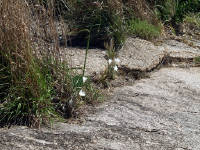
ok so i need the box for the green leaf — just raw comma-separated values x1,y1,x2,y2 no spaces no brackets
17,103,22,113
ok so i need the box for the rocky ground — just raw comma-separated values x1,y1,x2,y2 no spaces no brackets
60,37,200,75
1,36,200,150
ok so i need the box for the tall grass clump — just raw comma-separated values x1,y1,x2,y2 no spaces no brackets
0,0,56,127
0,0,101,127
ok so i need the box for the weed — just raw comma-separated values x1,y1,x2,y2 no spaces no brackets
44,58,101,118
98,40,120,84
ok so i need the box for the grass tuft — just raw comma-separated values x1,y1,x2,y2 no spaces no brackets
127,19,161,40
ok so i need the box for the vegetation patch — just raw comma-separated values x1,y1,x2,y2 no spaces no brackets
184,13,200,28
155,0,200,23
0,0,101,128
54,0,126,50
127,19,161,40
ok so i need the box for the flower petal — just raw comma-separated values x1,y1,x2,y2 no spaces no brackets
114,58,120,63
83,76,87,83
79,90,86,97
114,65,118,71
108,59,112,64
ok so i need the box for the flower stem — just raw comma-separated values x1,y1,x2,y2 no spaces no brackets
82,29,90,76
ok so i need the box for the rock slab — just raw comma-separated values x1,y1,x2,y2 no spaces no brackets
1,67,200,150
162,40,200,58
118,38,166,71
61,47,107,75
61,38,200,75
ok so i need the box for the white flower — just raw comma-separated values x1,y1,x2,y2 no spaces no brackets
79,90,86,97
114,65,118,71
83,76,87,83
114,58,120,63
108,59,112,64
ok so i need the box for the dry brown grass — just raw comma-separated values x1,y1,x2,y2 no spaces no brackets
0,0,101,127
0,0,32,82
123,0,159,25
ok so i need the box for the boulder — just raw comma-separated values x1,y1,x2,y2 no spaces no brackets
118,38,166,71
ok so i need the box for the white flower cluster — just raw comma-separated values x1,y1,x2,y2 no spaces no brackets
108,58,120,71
79,76,87,97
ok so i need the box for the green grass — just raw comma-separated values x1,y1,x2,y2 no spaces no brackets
0,53,56,127
127,19,161,40
155,0,200,24
0,52,101,127
184,13,200,28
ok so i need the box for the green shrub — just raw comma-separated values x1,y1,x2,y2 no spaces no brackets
127,19,161,40
155,0,200,23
